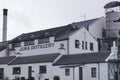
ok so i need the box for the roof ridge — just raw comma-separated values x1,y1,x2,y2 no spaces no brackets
64,51,110,56
19,53,60,58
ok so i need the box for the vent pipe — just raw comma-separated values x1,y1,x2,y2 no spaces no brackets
3,9,8,41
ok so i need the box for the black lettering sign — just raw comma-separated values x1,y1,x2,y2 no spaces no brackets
19,43,55,51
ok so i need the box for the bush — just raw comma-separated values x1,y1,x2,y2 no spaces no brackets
15,76,20,80
53,76,60,80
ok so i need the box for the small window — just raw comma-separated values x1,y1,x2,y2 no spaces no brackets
39,66,46,74
13,67,21,74
91,68,96,78
14,43,21,47
82,41,84,49
85,42,87,50
38,38,49,44
65,69,70,76
75,40,80,48
90,43,94,51
24,40,34,46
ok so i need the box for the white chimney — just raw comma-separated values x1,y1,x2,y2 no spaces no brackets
106,41,118,61
58,44,66,54
3,9,8,41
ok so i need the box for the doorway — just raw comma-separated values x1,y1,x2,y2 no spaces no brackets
79,67,83,80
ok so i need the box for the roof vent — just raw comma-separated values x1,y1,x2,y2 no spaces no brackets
30,35,34,38
45,32,49,36
18,37,21,40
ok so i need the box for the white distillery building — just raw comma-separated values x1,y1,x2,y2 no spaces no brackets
0,1,120,80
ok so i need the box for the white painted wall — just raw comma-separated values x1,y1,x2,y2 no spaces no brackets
8,63,73,80
9,37,68,57
69,27,98,54
89,17,106,39
0,49,7,57
82,63,108,80
0,62,108,80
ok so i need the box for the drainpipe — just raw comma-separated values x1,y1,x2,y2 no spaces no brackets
67,38,69,55
73,67,75,80
97,63,100,80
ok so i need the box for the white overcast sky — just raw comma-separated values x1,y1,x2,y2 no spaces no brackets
0,0,119,41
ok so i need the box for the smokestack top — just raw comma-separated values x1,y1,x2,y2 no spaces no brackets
3,9,8,16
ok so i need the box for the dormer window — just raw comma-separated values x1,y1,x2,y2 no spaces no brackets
38,38,49,44
14,43,21,47
24,40,34,46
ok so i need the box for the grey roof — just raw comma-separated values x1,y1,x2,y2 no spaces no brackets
9,53,60,65
0,41,7,51
9,18,99,43
53,52,110,66
0,56,15,64
71,18,99,29
104,1,120,8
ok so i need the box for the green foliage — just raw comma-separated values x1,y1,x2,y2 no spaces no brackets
15,76,20,80
53,76,60,80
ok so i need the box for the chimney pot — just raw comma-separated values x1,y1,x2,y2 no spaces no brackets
3,9,8,16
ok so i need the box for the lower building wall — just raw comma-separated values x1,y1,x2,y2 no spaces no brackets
1,63,108,80
7,63,73,80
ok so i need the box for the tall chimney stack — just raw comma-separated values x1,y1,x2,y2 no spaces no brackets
2,9,8,41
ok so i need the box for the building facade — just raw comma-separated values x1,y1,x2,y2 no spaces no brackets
0,1,120,80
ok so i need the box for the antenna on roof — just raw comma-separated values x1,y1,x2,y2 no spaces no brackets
81,14,86,21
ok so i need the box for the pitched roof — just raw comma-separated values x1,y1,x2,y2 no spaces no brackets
0,56,15,64
9,18,99,43
71,18,99,29
9,53,60,65
53,52,110,66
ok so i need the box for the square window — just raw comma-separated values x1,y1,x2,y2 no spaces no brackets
65,69,70,76
39,66,46,74
13,67,21,74
91,68,96,78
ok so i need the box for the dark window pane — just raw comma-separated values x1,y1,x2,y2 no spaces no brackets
38,38,49,44
13,67,21,74
90,43,94,51
75,40,80,48
39,66,46,74
85,42,87,50
65,69,70,76
14,43,21,47
82,41,84,49
91,68,96,78
24,40,34,46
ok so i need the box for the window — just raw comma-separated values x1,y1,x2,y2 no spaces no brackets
14,43,21,47
13,67,21,74
24,40,34,46
75,40,80,48
65,69,70,76
0,68,4,78
82,41,84,49
90,43,94,51
85,42,87,50
39,66,46,74
91,68,96,78
38,38,49,44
